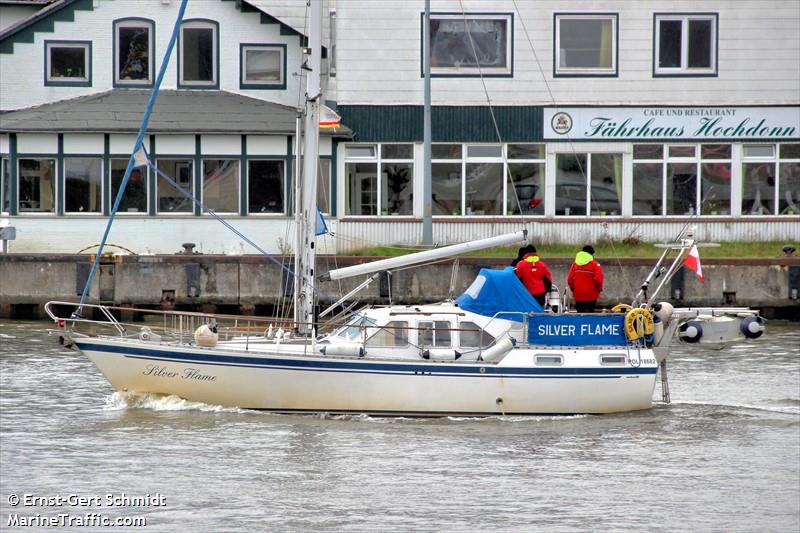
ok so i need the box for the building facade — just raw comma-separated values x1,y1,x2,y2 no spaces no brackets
1,0,799,254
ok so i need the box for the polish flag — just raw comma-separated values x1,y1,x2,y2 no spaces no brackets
684,244,704,281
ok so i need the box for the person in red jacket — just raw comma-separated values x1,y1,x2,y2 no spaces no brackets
515,245,552,307
567,245,604,312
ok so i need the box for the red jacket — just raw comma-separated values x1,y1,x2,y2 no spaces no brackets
515,254,553,296
567,251,604,302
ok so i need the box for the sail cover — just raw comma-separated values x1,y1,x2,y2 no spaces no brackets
455,267,542,321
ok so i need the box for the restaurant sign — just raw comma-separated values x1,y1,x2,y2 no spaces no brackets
543,107,800,140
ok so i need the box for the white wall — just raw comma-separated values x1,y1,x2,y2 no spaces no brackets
0,0,309,111
333,0,800,106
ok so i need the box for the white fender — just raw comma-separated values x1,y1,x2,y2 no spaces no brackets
422,348,462,360
479,336,516,362
319,344,364,357
194,324,218,347
652,302,674,323
652,315,665,346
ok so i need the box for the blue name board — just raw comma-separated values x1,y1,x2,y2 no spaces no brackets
527,314,626,346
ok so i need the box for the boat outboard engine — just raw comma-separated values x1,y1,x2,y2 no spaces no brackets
740,315,765,339
678,320,703,343
547,284,561,314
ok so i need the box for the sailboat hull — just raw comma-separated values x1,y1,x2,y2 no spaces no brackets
76,339,658,415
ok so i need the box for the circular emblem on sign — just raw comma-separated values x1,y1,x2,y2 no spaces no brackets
551,112,573,135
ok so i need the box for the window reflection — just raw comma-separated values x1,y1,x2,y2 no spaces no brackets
65,158,102,213
111,159,147,213
19,159,56,213
202,160,238,213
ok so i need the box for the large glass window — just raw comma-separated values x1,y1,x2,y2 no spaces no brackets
666,162,697,215
203,160,239,213
700,144,731,215
555,14,617,76
156,159,193,213
45,41,90,85
318,159,331,214
64,158,102,213
655,14,717,76
115,19,153,85
555,153,587,215
419,321,452,348
180,21,217,87
366,321,409,347
459,321,495,348
778,144,800,215
18,158,55,213
345,144,413,216
240,44,285,89
590,153,622,215
248,160,285,214
507,144,545,215
555,152,622,216
110,159,147,213
632,144,664,216
428,14,512,76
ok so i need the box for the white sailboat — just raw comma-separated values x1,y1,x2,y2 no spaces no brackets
45,2,765,416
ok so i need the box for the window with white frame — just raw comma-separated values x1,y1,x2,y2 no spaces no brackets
554,14,617,76
744,144,800,215
18,158,56,213
45,41,90,85
654,14,717,76
64,158,102,214
180,20,217,87
248,159,285,214
507,144,545,215
555,152,622,216
427,13,512,76
114,19,153,85
345,144,413,216
778,144,800,215
632,144,665,216
240,44,285,89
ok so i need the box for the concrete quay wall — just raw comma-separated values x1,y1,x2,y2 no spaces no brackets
1,254,799,320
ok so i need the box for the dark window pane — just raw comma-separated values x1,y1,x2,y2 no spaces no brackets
432,144,462,159
65,158,102,213
318,159,331,214
382,144,413,159
701,162,731,215
110,159,147,213
780,143,800,159
666,162,697,215
381,163,412,215
658,20,682,68
742,163,776,215
590,153,622,216
183,27,214,82
508,144,545,159
1,159,9,212
18,159,56,212
345,162,377,215
50,46,86,79
633,144,663,159
431,162,461,215
559,18,614,69
244,49,281,82
465,163,502,215
156,159,193,213
688,19,712,68
778,162,800,215
203,160,238,212
430,18,507,69
248,160,284,214
118,26,150,81
701,144,731,159
633,162,663,215
669,145,696,158
556,153,587,216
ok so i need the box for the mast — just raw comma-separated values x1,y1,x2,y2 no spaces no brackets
295,0,323,334
422,0,432,245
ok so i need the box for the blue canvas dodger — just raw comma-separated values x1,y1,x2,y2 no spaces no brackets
456,267,543,321
528,314,626,346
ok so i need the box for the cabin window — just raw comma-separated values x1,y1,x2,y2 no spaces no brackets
64,158,102,214
1,159,9,213
418,321,452,348
334,317,376,341
345,144,413,216
600,354,627,366
654,14,718,76
248,160,285,214
554,14,618,76
114,19,153,86
45,41,91,86
459,321,495,348
179,20,218,87
18,159,55,213
535,354,563,366
110,159,148,214
240,44,286,89
202,160,239,213
426,13,513,77
555,152,622,216
156,159,193,213
366,321,409,347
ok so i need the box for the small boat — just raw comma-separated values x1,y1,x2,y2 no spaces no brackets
45,2,765,416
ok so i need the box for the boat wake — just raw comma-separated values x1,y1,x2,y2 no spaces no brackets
103,391,245,413
671,399,800,415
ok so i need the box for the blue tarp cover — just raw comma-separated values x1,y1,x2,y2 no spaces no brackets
455,267,542,321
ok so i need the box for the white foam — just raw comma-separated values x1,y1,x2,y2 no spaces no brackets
0,333,16,339
671,399,800,415
103,391,245,413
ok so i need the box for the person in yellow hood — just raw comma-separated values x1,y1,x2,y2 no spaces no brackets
567,245,604,312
